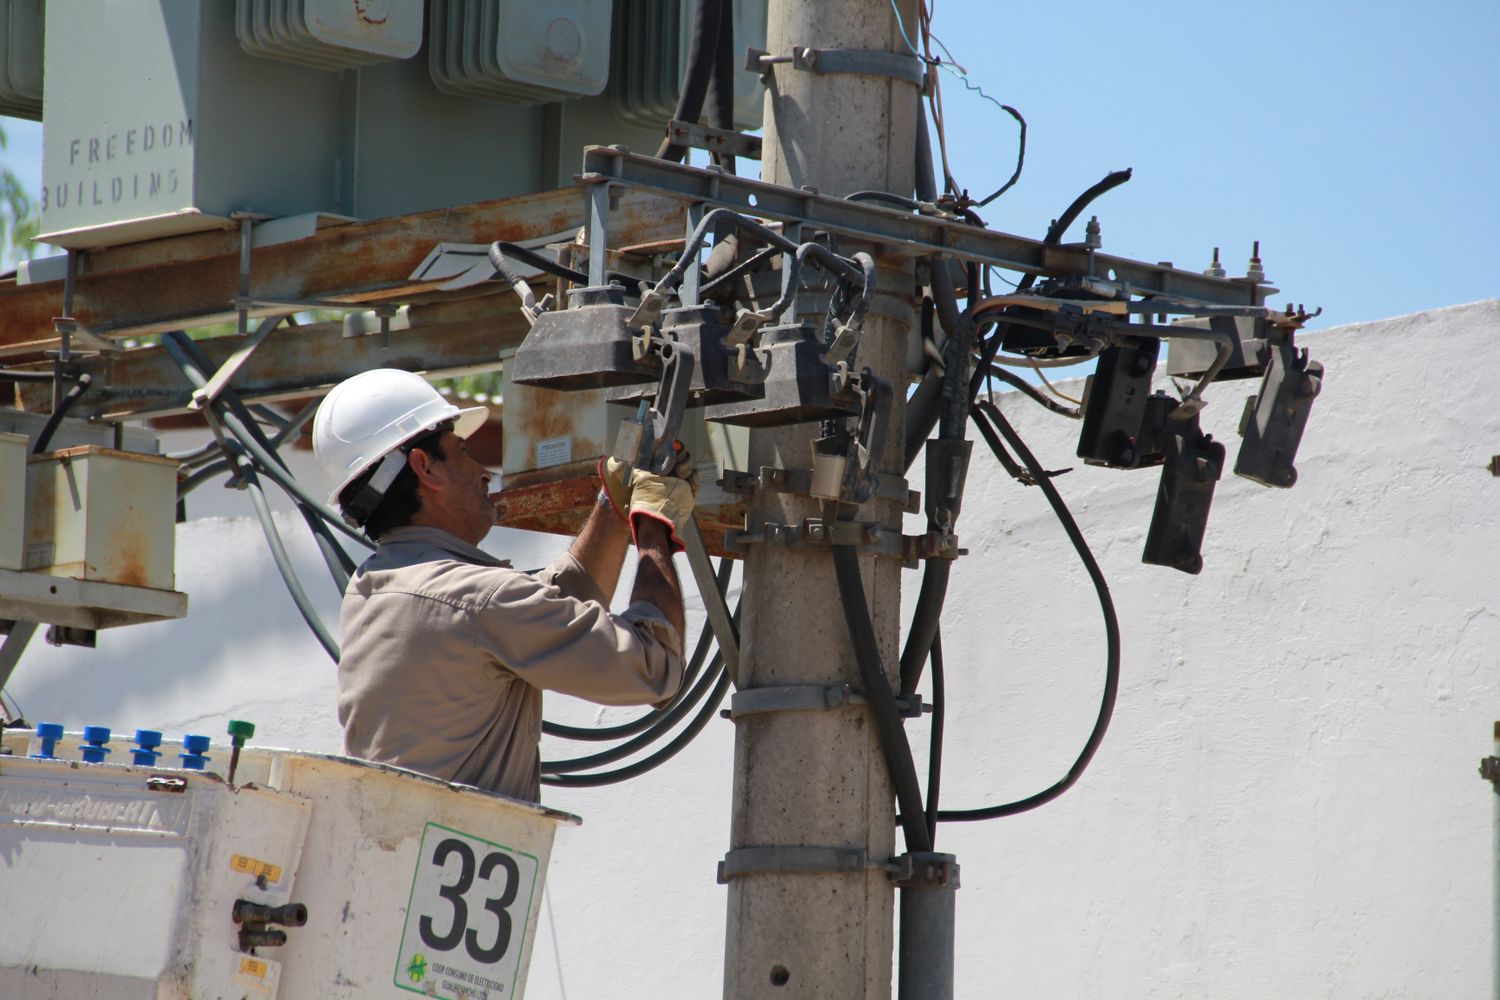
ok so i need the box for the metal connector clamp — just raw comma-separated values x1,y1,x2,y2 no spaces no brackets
720,466,919,512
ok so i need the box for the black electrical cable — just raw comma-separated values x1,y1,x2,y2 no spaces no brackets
31,373,92,454
656,0,722,162
709,0,735,174
542,655,731,788
223,438,341,663
541,558,732,741
832,544,934,853
699,245,779,297
935,400,1120,821
161,331,368,595
973,105,1027,207
487,241,638,290
967,403,1033,485
964,168,1133,409
924,628,946,845
981,364,1082,419
1043,168,1133,247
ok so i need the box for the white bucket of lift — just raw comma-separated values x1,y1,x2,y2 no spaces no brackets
0,735,577,1000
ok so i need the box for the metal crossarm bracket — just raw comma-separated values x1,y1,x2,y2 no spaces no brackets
579,146,1269,307
746,46,927,88
665,119,763,161
724,683,924,720
720,465,919,512
723,518,961,567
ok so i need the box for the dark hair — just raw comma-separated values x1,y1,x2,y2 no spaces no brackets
338,422,451,541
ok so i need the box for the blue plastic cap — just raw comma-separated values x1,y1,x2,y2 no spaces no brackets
36,723,63,740
83,725,111,745
134,729,163,748
183,734,211,753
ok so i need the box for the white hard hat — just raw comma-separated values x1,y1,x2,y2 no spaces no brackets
312,368,489,510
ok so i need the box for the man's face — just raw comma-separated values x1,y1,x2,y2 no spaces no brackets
424,431,496,544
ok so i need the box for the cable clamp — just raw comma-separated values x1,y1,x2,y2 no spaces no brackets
890,851,961,889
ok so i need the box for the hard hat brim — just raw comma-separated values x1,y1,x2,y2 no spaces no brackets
453,404,489,441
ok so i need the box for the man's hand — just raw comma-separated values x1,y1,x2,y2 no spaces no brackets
601,446,701,553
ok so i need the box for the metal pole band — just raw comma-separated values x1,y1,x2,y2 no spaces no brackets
727,684,924,720
718,846,887,884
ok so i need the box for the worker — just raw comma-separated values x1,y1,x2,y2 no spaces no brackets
311,368,696,801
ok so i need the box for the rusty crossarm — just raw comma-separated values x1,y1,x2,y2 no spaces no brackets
0,185,684,355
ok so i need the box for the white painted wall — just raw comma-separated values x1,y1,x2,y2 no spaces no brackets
8,300,1497,998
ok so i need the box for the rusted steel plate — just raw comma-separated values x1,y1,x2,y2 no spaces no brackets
492,475,743,560
0,185,684,353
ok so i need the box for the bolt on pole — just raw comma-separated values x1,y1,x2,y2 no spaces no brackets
723,2,921,998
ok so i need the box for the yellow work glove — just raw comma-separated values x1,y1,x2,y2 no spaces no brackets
597,455,633,521
600,445,700,552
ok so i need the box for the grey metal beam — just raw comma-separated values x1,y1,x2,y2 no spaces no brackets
580,145,1272,307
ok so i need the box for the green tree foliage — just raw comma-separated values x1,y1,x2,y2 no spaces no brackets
0,124,39,264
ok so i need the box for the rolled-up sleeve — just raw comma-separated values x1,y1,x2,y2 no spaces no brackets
470,553,684,706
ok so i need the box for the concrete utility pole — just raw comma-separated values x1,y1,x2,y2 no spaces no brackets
724,1,920,997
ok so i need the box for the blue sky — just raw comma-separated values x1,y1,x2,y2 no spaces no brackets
2,0,1496,329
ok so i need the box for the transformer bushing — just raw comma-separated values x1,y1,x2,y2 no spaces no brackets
508,285,660,390
703,322,859,427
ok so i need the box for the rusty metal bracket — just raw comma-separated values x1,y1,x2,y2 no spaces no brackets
720,465,918,512
665,118,762,161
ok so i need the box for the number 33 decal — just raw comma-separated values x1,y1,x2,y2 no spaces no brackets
418,837,522,963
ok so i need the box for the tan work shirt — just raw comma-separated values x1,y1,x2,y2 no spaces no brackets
338,525,683,801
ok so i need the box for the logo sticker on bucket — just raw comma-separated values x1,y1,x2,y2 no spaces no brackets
394,822,539,997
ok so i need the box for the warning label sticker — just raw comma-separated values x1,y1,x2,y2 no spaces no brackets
534,436,572,469
394,822,539,998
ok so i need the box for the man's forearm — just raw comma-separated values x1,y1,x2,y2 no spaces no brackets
569,490,632,599
630,518,686,646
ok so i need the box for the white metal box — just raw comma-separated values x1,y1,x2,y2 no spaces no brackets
0,736,577,1000
0,432,25,571
24,446,180,592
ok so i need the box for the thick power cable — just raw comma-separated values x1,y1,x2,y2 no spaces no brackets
924,627,946,845
161,332,364,594
832,544,934,854
709,0,735,174
655,0,723,163
935,400,1119,821
221,438,340,663
31,373,92,454
542,655,731,788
